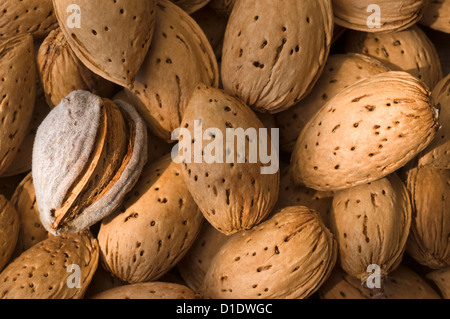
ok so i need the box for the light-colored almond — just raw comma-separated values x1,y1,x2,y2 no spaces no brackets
421,0,450,33
91,282,196,299
427,267,450,299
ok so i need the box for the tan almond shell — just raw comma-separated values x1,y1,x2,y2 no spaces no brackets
320,265,441,299
418,74,450,169
291,71,438,192
332,0,427,33
171,0,211,14
126,0,219,141
177,222,230,293
427,267,450,299
192,6,229,60
208,0,236,15
180,84,280,235
32,91,148,235
83,265,125,299
0,34,36,176
113,90,172,164
0,195,19,271
276,53,390,153
1,83,50,178
345,25,443,89
0,0,58,42
53,0,157,87
329,174,412,283
406,166,450,269
98,155,203,283
274,166,333,228
37,28,117,108
201,206,337,299
91,282,196,299
0,230,98,299
421,0,450,33
0,174,25,200
10,173,52,256
221,0,334,114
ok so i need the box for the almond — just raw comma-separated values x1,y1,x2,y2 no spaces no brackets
32,90,147,235
345,25,443,89
221,0,333,113
171,0,211,14
320,265,441,299
0,230,99,299
37,28,117,108
91,282,196,299
421,0,450,33
418,74,450,169
10,173,53,256
276,53,390,153
291,71,439,191
126,0,219,141
201,206,337,299
329,174,411,295
0,195,19,271
0,0,58,42
98,155,203,283
332,0,427,33
427,267,450,299
180,84,279,235
53,0,157,87
177,222,230,293
0,34,36,176
406,165,450,269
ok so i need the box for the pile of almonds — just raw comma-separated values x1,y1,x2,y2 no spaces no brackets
0,0,450,300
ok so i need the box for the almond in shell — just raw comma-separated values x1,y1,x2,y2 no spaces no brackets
91,282,196,299
421,0,450,33
0,195,19,272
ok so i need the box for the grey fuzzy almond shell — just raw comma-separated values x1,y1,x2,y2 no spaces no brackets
291,71,439,191
91,282,196,299
37,28,117,108
53,0,157,87
126,0,219,141
0,0,58,42
406,166,450,269
221,0,333,114
276,53,390,153
329,174,411,283
418,74,450,169
421,0,450,33
332,0,427,33
180,84,280,235
0,230,99,299
32,90,148,235
201,206,337,299
320,265,441,299
170,0,211,14
0,195,19,272
98,155,203,284
345,25,443,89
0,34,36,176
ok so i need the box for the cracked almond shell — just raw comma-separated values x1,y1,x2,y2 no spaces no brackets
329,174,411,284
180,84,279,235
406,165,450,269
32,90,148,235
221,0,333,114
201,206,337,299
53,0,157,87
126,0,219,141
0,230,99,299
291,71,439,191
98,155,203,284
0,34,36,177
37,28,117,108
